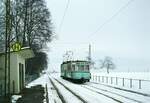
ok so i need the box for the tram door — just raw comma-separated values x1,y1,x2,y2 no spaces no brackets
19,63,24,90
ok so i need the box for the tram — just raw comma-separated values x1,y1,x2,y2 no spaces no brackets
61,60,91,82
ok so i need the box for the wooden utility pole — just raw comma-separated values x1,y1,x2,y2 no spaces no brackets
8,0,12,95
5,0,9,96
89,44,91,62
23,0,28,46
88,44,92,69
4,0,11,96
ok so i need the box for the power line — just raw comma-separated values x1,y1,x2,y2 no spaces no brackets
52,42,89,44
58,0,70,33
88,0,135,39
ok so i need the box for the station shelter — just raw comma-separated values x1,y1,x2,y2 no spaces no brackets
0,47,34,94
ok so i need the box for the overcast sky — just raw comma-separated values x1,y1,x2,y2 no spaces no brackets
45,0,150,72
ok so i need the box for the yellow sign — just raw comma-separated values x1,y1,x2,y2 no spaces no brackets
12,42,21,52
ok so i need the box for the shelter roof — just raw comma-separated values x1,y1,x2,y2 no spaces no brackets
0,47,34,59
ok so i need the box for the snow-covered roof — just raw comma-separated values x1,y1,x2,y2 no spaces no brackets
62,60,89,64
0,47,34,59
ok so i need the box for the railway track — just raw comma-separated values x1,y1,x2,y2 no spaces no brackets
48,76,66,103
58,78,143,103
80,85,123,103
58,78,125,103
90,82,150,97
47,75,88,103
47,74,145,103
81,84,143,103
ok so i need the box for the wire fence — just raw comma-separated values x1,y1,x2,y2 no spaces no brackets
91,75,150,89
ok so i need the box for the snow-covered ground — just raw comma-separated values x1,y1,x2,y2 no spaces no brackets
91,72,150,94
49,74,122,103
85,82,150,103
27,74,62,103
26,72,150,103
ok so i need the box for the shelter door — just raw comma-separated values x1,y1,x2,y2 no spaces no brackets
19,63,24,91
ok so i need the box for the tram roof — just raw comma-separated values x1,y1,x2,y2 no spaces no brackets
62,60,89,64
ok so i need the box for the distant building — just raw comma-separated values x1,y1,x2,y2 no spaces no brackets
0,47,34,94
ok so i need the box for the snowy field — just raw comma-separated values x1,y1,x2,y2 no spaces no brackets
24,72,150,103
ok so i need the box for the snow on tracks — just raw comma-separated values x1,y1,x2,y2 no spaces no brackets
48,74,142,103
48,76,87,103
56,77,123,103
54,78,88,103
81,85,142,103
90,82,150,97
86,82,150,103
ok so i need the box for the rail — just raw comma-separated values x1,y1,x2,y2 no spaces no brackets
45,84,49,103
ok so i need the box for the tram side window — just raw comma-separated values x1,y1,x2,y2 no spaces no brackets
75,65,78,71
67,64,71,71
78,65,84,71
85,65,89,71
72,65,75,71
64,64,67,71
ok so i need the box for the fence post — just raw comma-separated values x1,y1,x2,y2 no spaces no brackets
99,76,100,82
99,76,101,82
106,77,108,83
122,78,124,86
116,77,118,85
102,76,104,83
139,80,141,89
96,75,97,82
92,75,94,81
111,77,113,84
130,79,132,88
103,76,105,83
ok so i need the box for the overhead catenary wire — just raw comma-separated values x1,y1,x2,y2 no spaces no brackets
58,0,70,33
88,0,135,39
54,0,135,48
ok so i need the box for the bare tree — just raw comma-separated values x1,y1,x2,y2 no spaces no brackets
0,0,5,52
100,56,115,73
0,0,54,76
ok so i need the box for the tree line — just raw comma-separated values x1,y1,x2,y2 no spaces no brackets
0,0,54,75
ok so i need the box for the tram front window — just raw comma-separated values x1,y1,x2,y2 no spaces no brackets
78,65,84,71
72,65,75,71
